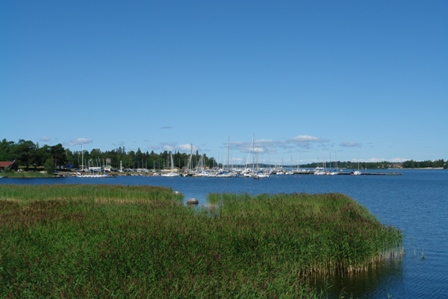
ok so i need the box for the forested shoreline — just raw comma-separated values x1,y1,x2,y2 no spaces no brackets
0,139,446,173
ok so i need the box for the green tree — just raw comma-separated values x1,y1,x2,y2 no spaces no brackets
433,159,444,168
44,157,55,174
0,139,15,161
15,139,36,170
50,144,67,169
65,149,76,168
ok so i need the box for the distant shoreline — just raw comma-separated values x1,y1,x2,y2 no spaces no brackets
399,167,444,170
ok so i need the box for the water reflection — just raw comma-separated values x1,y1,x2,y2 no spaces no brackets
315,258,403,298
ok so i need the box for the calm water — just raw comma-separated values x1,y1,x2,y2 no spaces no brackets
1,169,447,298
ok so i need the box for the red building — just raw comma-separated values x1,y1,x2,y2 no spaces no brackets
0,161,18,171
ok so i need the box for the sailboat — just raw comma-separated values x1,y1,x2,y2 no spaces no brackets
75,142,109,178
329,153,339,175
161,151,179,177
182,144,194,177
193,154,209,177
215,138,238,178
353,155,362,175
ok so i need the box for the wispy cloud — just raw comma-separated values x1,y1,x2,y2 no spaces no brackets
163,144,174,151
287,135,327,149
339,141,362,148
366,157,386,162
229,140,273,155
40,136,51,142
251,147,264,153
68,137,93,146
226,135,327,158
160,126,172,129
389,157,409,163
291,135,319,142
178,143,197,152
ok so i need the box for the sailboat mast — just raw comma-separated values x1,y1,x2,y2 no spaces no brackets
227,137,230,170
81,142,84,171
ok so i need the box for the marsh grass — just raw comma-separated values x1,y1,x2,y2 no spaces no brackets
0,185,402,298
0,172,55,179
0,184,181,205
206,193,403,275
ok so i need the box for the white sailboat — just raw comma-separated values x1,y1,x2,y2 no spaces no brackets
75,142,109,178
193,154,212,177
182,144,194,177
162,151,179,177
314,167,326,175
353,155,362,175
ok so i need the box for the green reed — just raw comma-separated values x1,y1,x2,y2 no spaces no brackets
0,186,402,298
1,172,54,178
0,184,182,204
206,193,402,275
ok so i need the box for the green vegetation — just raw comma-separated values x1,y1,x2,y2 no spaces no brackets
0,138,219,172
1,171,55,178
0,185,402,298
44,156,56,174
300,159,446,169
0,184,181,205
401,159,446,169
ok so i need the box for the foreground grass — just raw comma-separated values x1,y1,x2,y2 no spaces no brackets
0,185,402,298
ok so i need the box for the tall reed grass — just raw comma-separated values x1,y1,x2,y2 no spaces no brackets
0,172,54,178
207,193,403,275
0,184,182,204
0,185,402,298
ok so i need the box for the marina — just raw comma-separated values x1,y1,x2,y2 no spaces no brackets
54,166,403,178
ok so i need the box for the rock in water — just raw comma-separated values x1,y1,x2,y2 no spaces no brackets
187,198,199,205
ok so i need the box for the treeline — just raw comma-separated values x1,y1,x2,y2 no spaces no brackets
0,139,218,172
1,139,446,172
299,159,447,170
401,159,446,169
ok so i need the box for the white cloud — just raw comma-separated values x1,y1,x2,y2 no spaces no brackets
68,137,93,146
158,143,198,153
162,144,174,151
230,140,273,154
292,135,319,142
252,147,265,153
389,157,409,163
177,143,197,153
366,157,386,162
40,136,51,142
226,135,329,160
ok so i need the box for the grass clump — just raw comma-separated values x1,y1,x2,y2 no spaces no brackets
0,185,402,298
0,184,181,205
1,171,55,178
207,193,403,276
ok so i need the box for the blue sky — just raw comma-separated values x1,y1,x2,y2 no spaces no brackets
2,1,447,165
